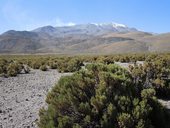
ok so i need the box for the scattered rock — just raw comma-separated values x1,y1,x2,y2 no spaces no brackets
37,94,42,97
0,69,71,128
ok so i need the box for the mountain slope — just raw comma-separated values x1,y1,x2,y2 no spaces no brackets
0,30,42,53
0,23,169,54
141,33,170,52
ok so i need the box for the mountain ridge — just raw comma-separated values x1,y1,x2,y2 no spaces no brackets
0,22,169,54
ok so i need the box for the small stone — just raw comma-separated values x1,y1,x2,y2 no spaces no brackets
16,100,20,103
10,118,13,122
38,94,42,97
8,108,12,111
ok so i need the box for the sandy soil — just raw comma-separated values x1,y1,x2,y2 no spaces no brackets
0,69,71,128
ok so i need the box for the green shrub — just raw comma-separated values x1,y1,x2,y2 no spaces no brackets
0,59,8,74
7,69,17,77
6,62,23,77
117,113,134,128
30,61,41,69
129,60,170,98
57,58,83,72
141,89,156,99
38,64,170,128
40,65,48,71
7,63,18,77
49,62,57,69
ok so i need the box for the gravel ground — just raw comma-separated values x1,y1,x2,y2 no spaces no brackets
0,69,71,128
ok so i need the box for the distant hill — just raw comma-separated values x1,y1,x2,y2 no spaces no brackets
0,23,169,54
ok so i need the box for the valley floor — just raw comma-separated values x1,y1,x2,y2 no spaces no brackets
0,69,71,128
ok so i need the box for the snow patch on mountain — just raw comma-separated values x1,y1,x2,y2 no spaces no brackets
90,22,127,28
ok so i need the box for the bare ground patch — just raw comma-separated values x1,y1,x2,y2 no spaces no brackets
0,69,71,128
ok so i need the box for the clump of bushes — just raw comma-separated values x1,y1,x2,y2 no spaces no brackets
129,60,170,98
7,64,18,77
0,59,8,76
30,61,42,69
48,61,57,69
0,58,31,77
6,62,23,77
57,58,83,72
38,63,170,128
40,65,48,71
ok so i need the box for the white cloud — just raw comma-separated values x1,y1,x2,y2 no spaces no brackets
55,18,76,27
67,22,76,26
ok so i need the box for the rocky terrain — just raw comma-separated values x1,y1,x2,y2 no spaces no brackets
0,69,71,128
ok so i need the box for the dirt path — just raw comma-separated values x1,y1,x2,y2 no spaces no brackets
0,70,71,128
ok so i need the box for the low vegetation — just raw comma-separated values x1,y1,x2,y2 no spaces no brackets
40,65,48,71
0,59,30,77
38,63,170,128
1,53,170,127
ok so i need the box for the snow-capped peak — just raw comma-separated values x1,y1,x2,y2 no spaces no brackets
111,22,127,28
90,22,127,28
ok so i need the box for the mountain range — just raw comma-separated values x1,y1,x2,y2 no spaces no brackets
0,22,170,54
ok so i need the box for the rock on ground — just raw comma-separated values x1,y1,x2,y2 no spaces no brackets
158,99,170,110
115,61,144,69
0,69,71,128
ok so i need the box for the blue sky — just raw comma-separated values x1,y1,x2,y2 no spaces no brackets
0,0,169,33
